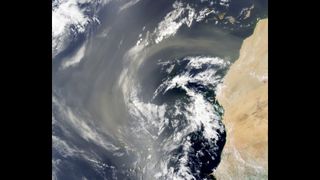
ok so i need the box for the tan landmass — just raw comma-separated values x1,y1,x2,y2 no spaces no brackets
214,19,268,179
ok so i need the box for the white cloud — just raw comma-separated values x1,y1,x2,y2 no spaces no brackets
153,56,229,140
62,42,86,68
52,159,61,180
52,0,110,58
52,96,120,151
119,0,140,12
53,135,79,157
154,1,196,44
153,1,219,44
52,0,89,57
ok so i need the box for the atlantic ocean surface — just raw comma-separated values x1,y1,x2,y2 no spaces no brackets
52,0,267,179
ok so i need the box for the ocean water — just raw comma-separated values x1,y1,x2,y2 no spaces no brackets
52,0,267,179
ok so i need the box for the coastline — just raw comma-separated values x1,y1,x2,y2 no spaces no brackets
215,19,268,179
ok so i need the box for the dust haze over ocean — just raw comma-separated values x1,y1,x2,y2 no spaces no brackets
52,0,267,179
